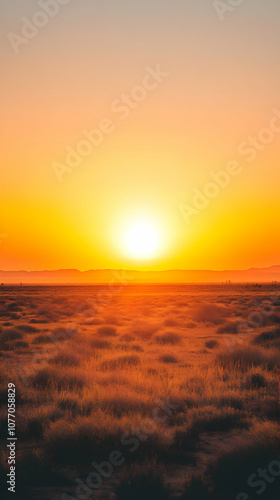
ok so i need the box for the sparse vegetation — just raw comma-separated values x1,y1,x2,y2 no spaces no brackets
205,339,219,349
0,327,23,345
0,284,278,499
159,354,178,363
155,331,181,345
216,345,279,370
217,320,239,334
98,325,118,337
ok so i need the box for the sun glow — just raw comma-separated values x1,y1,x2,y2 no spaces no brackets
121,216,162,260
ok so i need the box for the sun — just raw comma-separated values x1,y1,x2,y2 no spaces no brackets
122,216,161,260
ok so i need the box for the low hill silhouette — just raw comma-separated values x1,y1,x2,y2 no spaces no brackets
0,266,279,284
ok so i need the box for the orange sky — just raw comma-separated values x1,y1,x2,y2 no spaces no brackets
1,1,280,271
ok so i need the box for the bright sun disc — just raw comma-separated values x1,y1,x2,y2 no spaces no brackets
123,217,161,260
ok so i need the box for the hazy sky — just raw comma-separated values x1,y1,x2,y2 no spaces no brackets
1,0,280,271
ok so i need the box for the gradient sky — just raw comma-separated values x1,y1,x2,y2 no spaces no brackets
1,0,280,271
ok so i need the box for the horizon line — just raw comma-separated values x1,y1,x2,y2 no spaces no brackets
0,265,280,273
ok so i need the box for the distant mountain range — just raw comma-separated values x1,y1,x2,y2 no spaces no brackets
0,266,279,284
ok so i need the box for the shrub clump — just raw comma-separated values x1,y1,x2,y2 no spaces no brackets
159,355,178,364
91,339,110,349
17,324,39,334
98,325,117,337
244,373,267,389
253,328,280,346
32,334,53,345
13,340,29,349
155,332,181,345
51,352,80,367
205,340,219,349
192,303,227,325
217,321,239,334
31,367,87,390
101,355,141,370
0,328,23,345
216,345,279,371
